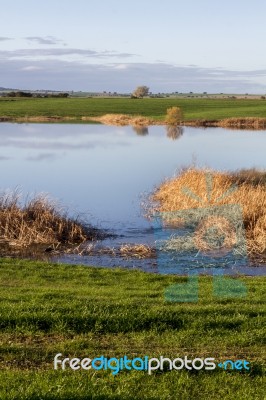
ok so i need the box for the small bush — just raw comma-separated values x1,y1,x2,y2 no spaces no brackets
165,106,183,125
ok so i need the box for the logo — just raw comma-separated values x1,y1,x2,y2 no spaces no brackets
54,354,250,374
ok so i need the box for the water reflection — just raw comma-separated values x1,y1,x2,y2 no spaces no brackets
132,126,149,136
166,126,184,140
0,122,266,229
0,122,265,274
131,125,184,141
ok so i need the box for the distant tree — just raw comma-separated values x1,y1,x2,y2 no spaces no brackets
47,93,69,98
132,85,149,98
6,91,32,97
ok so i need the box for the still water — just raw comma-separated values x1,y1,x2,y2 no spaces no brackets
1,123,265,275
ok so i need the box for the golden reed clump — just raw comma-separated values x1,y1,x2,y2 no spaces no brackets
150,168,266,257
0,192,98,248
81,114,161,126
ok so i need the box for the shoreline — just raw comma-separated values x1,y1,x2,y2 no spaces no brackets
1,114,266,129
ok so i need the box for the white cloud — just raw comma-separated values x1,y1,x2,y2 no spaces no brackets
0,48,136,61
0,37,12,41
25,36,63,45
113,64,128,70
21,66,43,71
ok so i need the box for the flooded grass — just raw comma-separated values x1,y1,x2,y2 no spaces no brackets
65,243,156,259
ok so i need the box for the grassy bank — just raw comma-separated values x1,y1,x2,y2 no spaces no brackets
0,258,265,399
1,97,266,123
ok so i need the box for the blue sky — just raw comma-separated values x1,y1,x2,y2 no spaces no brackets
1,0,266,93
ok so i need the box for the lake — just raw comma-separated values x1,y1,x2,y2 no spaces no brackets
1,123,265,275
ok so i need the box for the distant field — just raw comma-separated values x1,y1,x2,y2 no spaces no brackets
0,259,265,399
1,97,266,121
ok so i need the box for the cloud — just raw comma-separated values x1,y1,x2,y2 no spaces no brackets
0,48,136,60
0,58,266,93
113,64,129,70
0,155,11,160
0,37,12,41
21,66,43,71
0,127,130,151
26,153,58,161
25,36,63,45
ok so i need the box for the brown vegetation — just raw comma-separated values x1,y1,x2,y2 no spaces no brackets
120,244,155,259
165,107,183,125
184,117,266,129
0,191,100,249
67,243,155,259
82,114,162,126
149,168,266,259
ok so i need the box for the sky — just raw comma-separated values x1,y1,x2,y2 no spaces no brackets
1,0,266,93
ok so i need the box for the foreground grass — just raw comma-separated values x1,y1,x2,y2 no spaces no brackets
0,259,265,399
1,97,266,122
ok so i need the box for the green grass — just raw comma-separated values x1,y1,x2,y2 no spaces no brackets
1,97,266,121
0,258,265,399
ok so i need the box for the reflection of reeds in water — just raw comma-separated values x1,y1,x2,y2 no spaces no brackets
132,126,149,136
0,191,99,249
149,168,266,258
166,126,183,140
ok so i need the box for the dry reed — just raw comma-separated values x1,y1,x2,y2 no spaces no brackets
149,168,266,258
82,114,162,126
183,117,266,130
0,191,100,248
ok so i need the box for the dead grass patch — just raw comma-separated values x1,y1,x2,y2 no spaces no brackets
217,117,266,129
183,118,266,130
83,114,162,126
120,244,155,259
149,168,266,258
67,243,155,259
0,191,100,249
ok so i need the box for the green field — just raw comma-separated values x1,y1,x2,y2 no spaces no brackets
0,258,265,399
1,97,266,121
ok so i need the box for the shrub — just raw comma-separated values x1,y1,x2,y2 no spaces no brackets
165,107,183,125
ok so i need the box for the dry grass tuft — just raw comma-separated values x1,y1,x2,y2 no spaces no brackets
184,117,266,130
82,114,162,126
120,244,155,259
149,168,266,257
217,117,266,130
0,191,99,249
